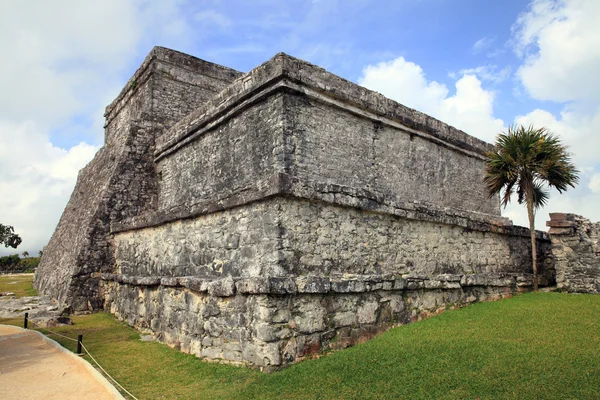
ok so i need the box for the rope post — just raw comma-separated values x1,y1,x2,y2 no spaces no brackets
77,334,83,355
24,313,28,329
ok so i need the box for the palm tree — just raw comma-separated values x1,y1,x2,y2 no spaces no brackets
484,125,579,291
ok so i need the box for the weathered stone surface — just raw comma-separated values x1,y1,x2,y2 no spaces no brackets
0,294,68,325
208,277,235,297
103,277,532,370
35,47,242,310
36,46,558,371
549,214,600,294
296,276,331,293
236,277,270,294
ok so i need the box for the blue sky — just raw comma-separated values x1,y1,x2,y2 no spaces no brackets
1,0,599,255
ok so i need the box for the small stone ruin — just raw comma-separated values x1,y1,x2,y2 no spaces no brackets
548,213,600,294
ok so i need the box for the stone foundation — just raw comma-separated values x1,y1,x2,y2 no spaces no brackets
103,197,553,371
103,272,529,372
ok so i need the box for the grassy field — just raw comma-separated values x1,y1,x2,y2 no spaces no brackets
1,274,599,399
0,273,36,297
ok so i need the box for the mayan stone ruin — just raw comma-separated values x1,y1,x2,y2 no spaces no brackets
548,213,600,294
35,47,557,371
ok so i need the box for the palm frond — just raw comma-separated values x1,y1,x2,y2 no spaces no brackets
531,180,550,209
484,124,579,210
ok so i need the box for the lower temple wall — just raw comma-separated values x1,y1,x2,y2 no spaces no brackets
103,277,527,372
103,197,553,371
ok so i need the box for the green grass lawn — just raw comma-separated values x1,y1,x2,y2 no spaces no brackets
1,275,599,399
0,273,36,297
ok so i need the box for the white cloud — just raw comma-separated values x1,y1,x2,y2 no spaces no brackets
454,65,511,84
195,10,232,28
472,36,495,54
514,107,600,167
358,56,505,143
0,121,98,255
0,0,198,255
0,0,142,255
506,0,600,228
0,0,141,128
514,0,600,102
589,174,600,193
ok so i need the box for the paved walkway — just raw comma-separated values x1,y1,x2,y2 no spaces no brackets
0,325,124,400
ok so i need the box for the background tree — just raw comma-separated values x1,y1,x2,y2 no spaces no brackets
484,125,579,291
22,251,29,258
0,224,22,249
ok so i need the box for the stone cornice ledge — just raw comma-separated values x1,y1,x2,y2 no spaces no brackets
111,173,549,241
155,53,494,162
100,272,536,297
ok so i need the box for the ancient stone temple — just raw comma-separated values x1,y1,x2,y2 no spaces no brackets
36,47,554,371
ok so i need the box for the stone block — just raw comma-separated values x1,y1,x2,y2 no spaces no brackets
296,276,331,293
208,278,236,297
185,277,210,293
255,323,279,342
161,277,180,287
268,277,297,294
357,301,379,324
393,278,406,290
548,213,576,221
424,280,444,289
272,309,291,323
201,303,221,318
332,311,358,327
461,274,487,286
549,227,574,235
236,277,270,294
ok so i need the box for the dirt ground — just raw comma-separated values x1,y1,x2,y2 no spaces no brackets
0,325,124,400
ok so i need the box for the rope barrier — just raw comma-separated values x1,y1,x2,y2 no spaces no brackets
28,320,79,342
25,315,138,400
80,342,139,400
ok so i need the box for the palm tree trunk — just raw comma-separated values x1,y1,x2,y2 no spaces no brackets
526,196,538,292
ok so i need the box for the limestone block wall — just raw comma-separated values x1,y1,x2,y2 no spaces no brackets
103,280,518,372
103,197,553,371
34,146,118,310
35,47,242,310
113,201,283,280
156,93,286,213
285,94,498,215
149,53,502,225
278,198,552,279
548,213,600,293
100,50,555,370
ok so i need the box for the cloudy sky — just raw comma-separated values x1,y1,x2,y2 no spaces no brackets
1,0,599,255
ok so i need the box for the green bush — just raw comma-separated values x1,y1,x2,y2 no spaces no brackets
0,254,40,273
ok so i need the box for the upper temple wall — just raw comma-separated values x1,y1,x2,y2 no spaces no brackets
104,46,243,148
155,53,493,158
285,92,499,215
118,52,503,234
